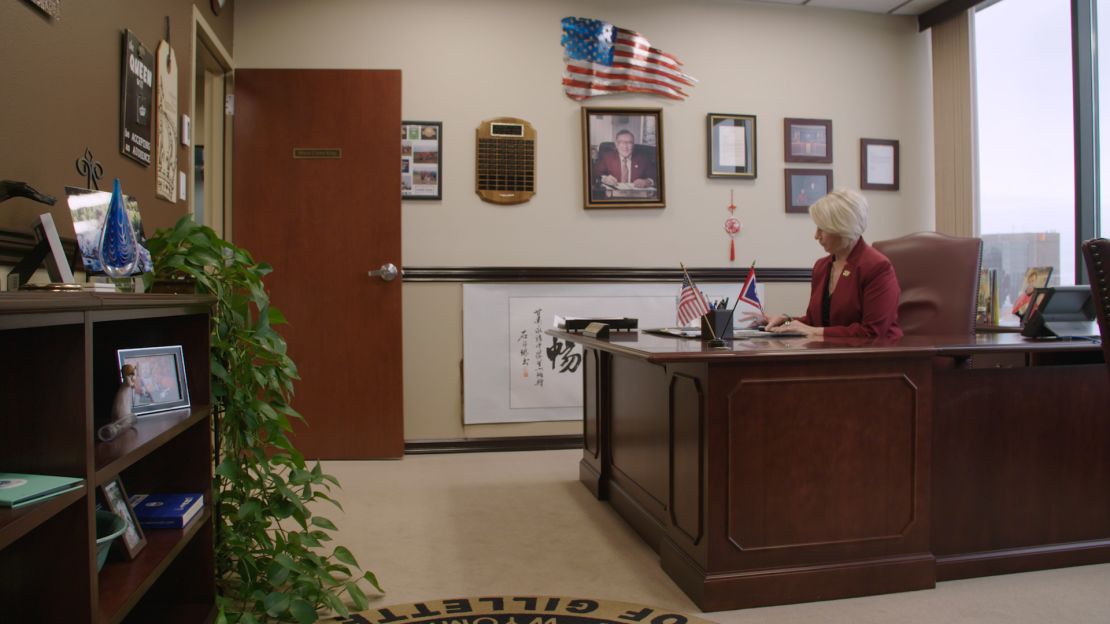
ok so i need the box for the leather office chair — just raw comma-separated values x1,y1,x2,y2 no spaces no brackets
873,232,983,336
1080,238,1110,378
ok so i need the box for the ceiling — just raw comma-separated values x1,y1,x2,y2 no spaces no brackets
748,0,950,16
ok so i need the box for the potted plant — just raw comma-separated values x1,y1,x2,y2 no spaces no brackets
146,216,380,623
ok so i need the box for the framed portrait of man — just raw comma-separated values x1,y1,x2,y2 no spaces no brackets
582,107,665,209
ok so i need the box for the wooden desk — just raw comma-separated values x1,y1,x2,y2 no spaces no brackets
554,330,1109,611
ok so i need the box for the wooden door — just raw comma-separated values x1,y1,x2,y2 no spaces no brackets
232,69,403,459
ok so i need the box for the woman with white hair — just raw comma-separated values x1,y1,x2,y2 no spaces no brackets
764,189,903,339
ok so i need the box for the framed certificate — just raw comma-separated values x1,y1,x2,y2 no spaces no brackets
860,138,899,191
707,113,756,178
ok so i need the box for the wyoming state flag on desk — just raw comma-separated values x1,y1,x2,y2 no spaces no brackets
737,264,763,314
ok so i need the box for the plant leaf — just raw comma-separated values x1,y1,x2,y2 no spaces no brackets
289,599,318,624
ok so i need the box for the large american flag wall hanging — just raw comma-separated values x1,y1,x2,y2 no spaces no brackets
560,17,698,101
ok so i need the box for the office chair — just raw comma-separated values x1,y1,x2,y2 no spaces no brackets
873,232,983,336
1080,238,1110,378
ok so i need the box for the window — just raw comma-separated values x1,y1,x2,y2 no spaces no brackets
974,0,1074,323
1100,0,1110,237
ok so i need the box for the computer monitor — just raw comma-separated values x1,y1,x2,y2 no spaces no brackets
1020,285,1098,338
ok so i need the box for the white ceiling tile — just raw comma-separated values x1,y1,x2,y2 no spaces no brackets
807,0,906,14
743,0,947,15
746,0,809,7
891,0,949,15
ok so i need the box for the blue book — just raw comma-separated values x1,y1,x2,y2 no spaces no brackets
128,492,204,528
0,472,83,508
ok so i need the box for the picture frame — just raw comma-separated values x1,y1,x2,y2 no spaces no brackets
860,138,900,191
402,121,442,200
116,345,190,416
100,477,146,559
582,107,665,209
707,113,757,179
784,118,832,164
784,168,833,214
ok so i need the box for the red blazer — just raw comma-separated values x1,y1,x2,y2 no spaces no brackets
594,149,656,184
799,238,903,339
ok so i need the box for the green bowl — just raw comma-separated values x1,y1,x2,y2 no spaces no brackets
95,510,128,571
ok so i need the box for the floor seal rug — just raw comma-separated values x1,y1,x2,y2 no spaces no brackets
331,596,716,624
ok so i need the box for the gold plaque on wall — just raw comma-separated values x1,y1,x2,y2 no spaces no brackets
475,117,535,205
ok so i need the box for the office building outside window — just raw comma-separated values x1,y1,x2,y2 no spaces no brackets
1100,0,1110,237
974,0,1073,323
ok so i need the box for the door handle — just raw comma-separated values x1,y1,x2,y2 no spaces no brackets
368,262,400,282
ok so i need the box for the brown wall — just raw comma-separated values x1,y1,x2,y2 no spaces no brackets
0,0,233,239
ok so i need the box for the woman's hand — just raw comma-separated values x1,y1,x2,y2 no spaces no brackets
739,312,769,328
768,317,823,336
763,314,791,329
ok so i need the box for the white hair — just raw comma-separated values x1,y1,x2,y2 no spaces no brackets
809,188,868,243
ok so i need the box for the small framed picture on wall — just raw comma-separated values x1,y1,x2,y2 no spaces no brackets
402,121,442,200
707,113,757,178
860,138,899,191
785,168,832,214
784,118,832,164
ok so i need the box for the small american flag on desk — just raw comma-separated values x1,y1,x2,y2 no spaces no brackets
560,17,698,101
677,273,710,326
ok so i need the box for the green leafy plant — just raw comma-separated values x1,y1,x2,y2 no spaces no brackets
146,216,381,623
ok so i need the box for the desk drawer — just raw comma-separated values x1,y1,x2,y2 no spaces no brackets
967,353,1027,369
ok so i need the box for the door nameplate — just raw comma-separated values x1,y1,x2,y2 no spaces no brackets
293,148,342,159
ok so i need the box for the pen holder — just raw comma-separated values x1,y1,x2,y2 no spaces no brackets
700,309,734,340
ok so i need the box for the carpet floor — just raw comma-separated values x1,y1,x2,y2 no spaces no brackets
316,449,1110,624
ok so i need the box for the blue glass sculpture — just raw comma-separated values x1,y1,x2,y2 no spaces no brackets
98,178,138,278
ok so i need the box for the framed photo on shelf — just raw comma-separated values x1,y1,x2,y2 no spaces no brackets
707,113,756,178
100,477,146,559
784,118,832,164
402,121,442,200
784,168,832,214
582,107,665,209
860,138,899,190
116,345,190,416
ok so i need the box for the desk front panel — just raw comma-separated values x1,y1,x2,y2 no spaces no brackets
933,362,1110,579
704,355,934,573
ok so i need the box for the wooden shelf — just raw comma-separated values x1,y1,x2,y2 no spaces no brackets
95,407,211,484
0,485,86,550
122,603,216,624
98,508,212,624
0,293,215,621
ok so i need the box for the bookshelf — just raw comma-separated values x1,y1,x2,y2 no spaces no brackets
0,293,215,623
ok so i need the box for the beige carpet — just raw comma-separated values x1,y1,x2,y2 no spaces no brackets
331,596,717,624
317,449,1110,624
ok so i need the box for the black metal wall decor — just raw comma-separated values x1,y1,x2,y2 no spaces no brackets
75,148,104,190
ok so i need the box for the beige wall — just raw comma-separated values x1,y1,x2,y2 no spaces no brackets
0,1,233,236
233,0,936,440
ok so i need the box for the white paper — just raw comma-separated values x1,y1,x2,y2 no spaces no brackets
866,144,895,185
718,126,746,168
463,282,765,424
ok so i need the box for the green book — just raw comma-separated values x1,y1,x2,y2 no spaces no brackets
0,473,84,509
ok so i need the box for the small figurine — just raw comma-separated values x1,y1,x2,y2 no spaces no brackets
98,364,137,442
